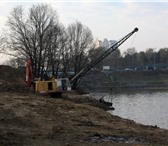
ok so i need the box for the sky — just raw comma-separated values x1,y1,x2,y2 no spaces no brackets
0,0,168,63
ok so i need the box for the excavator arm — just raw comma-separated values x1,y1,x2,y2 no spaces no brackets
26,58,33,86
70,27,138,85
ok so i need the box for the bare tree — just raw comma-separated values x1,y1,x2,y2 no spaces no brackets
44,24,68,78
6,4,61,78
5,5,94,89
0,35,7,55
58,26,71,77
67,21,93,88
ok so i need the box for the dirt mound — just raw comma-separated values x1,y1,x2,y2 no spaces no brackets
0,65,26,92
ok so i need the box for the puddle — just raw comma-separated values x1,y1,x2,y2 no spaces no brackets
87,134,149,144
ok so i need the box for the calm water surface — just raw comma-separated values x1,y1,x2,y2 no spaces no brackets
91,91,168,129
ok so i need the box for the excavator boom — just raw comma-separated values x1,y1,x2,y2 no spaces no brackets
26,58,33,86
70,27,138,83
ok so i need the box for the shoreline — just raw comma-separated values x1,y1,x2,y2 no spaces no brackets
1,91,168,146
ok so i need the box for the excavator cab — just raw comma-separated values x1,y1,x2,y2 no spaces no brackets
56,78,71,91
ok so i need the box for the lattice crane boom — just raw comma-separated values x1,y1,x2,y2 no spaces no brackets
70,27,138,84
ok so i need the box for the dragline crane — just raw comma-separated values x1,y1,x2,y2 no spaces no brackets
70,27,138,87
31,27,138,94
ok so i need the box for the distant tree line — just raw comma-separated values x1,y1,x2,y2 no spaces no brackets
92,47,168,71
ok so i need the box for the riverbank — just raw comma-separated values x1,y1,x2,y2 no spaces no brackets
0,91,168,146
80,70,168,93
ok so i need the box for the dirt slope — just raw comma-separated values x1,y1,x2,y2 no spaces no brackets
0,92,168,146
0,65,26,92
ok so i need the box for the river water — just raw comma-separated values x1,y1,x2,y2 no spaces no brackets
91,91,168,130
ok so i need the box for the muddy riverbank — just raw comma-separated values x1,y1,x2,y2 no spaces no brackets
0,91,168,146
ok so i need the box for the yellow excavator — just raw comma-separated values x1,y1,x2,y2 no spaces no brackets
34,78,71,94
26,59,71,94
26,28,138,94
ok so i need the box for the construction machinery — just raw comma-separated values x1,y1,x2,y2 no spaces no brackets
26,59,71,94
26,27,138,94
70,27,138,86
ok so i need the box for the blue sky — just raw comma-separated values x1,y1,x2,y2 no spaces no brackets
0,1,168,62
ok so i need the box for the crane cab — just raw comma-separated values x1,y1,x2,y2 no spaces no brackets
34,78,71,94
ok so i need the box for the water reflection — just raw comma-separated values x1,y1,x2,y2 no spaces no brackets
91,91,168,129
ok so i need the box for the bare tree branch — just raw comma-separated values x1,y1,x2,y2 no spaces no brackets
67,21,93,88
